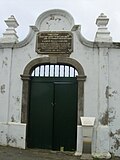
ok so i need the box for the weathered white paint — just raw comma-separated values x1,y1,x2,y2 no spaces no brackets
92,125,111,159
7,122,26,149
0,122,26,149
0,123,8,145
75,125,83,156
0,9,120,158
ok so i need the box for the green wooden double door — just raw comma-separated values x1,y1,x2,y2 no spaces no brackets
27,77,77,151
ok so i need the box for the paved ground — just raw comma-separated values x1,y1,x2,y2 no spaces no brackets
0,145,120,160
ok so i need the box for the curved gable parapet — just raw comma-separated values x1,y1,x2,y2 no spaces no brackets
35,9,75,31
72,25,97,48
14,26,39,48
14,9,75,48
72,25,120,48
1,9,120,49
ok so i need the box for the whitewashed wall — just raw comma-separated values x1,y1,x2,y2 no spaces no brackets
0,9,120,158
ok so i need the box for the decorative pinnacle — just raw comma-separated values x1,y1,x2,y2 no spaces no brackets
5,15,19,28
95,13,112,42
96,13,109,27
0,15,19,43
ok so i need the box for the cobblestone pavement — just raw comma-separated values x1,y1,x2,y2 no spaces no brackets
0,146,120,160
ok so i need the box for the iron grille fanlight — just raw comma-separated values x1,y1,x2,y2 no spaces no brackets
31,64,78,77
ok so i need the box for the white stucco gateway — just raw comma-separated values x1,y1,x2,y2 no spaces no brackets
0,9,120,159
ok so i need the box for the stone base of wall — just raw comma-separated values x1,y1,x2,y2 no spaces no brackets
0,122,26,149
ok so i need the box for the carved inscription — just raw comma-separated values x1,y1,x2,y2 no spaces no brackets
36,32,73,54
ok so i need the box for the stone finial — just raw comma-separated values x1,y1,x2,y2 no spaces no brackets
94,13,112,42
1,15,19,43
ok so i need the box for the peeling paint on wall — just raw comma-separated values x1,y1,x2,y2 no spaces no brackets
108,107,116,123
99,109,109,125
6,134,17,145
11,115,15,122
12,96,20,104
0,84,5,94
99,107,116,125
105,86,118,98
110,129,120,150
2,57,8,68
16,97,20,103
105,86,111,99
112,90,118,95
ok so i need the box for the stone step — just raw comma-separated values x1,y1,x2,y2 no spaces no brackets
80,154,93,160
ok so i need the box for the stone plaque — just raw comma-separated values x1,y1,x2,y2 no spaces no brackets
36,31,73,54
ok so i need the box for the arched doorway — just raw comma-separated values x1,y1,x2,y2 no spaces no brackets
28,64,78,151
21,57,86,151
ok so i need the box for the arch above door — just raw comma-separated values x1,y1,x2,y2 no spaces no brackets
21,57,86,124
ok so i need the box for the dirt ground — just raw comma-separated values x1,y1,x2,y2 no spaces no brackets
0,145,120,160
0,146,80,160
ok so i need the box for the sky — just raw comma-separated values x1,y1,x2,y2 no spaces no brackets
0,0,120,41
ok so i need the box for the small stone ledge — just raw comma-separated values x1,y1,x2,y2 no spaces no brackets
92,152,111,159
74,151,82,156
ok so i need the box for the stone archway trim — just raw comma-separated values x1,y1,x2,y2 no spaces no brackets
21,57,86,124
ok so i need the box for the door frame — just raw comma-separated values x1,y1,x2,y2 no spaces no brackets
21,57,86,149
